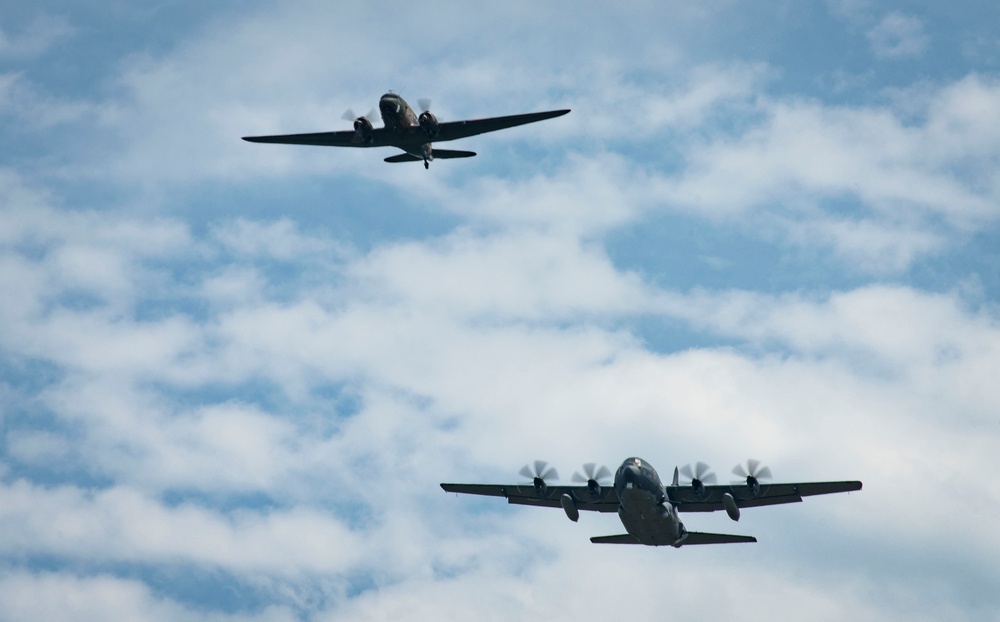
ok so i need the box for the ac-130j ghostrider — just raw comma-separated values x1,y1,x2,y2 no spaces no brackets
243,92,570,169
441,458,861,547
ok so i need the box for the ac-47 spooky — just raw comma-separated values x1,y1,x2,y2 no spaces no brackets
243,92,569,169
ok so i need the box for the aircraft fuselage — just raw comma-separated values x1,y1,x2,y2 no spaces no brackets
379,92,419,132
614,457,688,546
378,92,436,163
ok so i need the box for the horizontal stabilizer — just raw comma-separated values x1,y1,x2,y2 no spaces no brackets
431,149,476,160
680,531,757,545
384,153,422,163
590,531,756,546
384,149,477,164
590,534,641,545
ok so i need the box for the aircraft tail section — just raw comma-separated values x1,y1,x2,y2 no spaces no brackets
679,531,757,545
590,534,641,545
384,150,477,164
590,532,756,546
431,149,476,160
384,153,422,163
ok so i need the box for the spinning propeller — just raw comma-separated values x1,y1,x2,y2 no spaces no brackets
732,459,772,481
572,463,611,498
732,459,772,497
678,461,716,499
341,108,379,124
678,461,717,485
519,460,558,497
571,463,611,484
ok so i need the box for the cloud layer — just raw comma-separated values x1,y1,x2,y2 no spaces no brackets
1,2,999,620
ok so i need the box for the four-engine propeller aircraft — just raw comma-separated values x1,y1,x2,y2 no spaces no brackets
441,458,861,547
242,92,570,169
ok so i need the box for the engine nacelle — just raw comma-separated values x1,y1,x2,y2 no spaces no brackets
532,476,548,498
560,494,579,522
722,492,741,521
745,475,761,498
418,110,439,138
586,478,602,499
690,478,706,498
352,116,374,145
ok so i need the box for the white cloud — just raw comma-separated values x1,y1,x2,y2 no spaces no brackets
3,180,999,619
867,12,929,59
0,481,364,575
211,218,343,261
346,227,654,320
0,16,72,59
0,570,297,622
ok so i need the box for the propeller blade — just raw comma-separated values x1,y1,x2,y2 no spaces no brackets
680,462,717,484
342,108,379,123
732,459,772,482
418,98,432,112
695,462,716,483
573,463,612,483
534,459,546,477
521,460,558,482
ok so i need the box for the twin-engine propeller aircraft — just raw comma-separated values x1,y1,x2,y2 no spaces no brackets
242,92,570,169
441,458,861,547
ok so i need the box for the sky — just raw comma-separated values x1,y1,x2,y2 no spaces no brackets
1,1,999,620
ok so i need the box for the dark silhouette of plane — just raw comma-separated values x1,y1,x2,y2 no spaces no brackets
442,458,861,547
243,92,570,169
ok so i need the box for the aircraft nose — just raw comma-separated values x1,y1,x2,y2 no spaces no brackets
379,97,399,115
619,464,641,488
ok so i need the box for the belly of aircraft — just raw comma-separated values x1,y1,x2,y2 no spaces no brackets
617,486,679,546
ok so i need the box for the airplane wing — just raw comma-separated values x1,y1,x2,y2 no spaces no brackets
667,480,862,513
440,482,619,513
241,128,392,147
433,109,570,143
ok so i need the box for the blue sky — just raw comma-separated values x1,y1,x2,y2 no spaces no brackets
1,1,999,620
